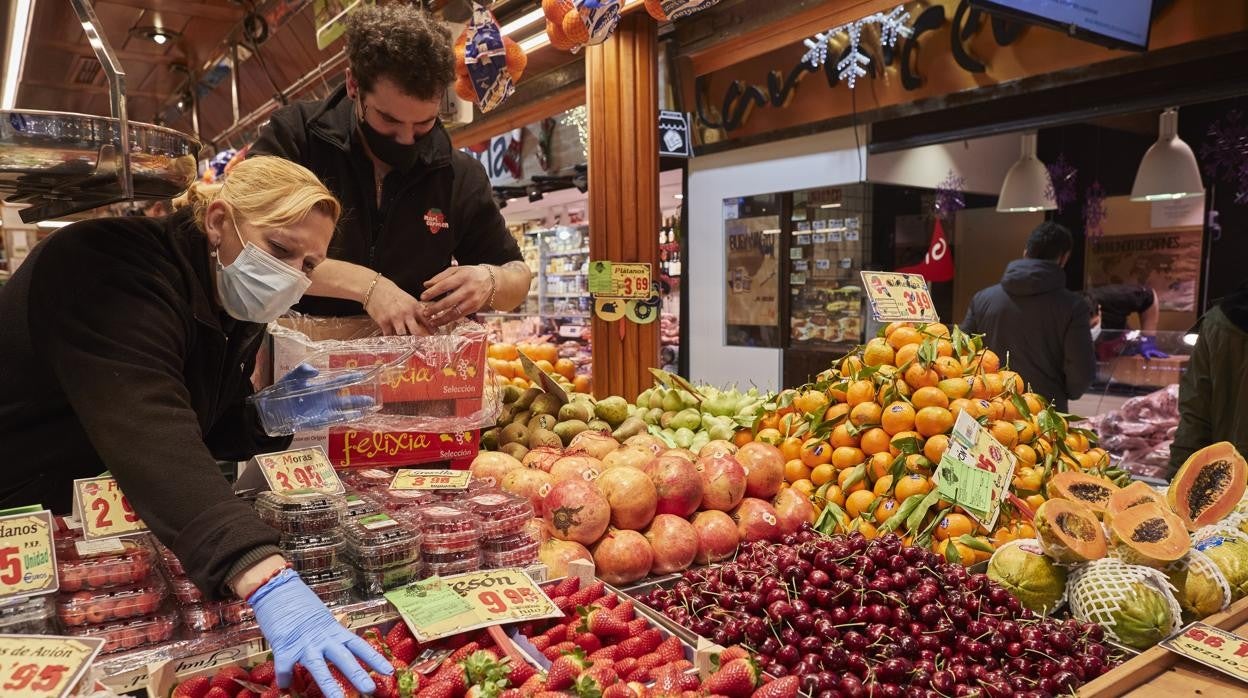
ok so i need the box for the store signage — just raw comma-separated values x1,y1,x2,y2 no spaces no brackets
0,510,58,601
389,469,472,491
659,111,693,158
517,353,569,404
1160,622,1248,684
0,635,105,698
252,447,345,495
934,410,1017,530
860,271,938,323
386,569,561,643
462,129,524,186
589,261,652,299
72,477,148,541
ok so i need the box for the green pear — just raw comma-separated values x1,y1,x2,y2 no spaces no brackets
594,396,630,428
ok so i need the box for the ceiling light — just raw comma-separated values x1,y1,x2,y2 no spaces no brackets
1130,108,1204,202
500,8,545,37
130,25,180,47
2,0,36,110
820,203,842,209
997,131,1055,212
518,31,550,52
528,185,544,203
36,220,74,229
674,194,684,200
1183,333,1198,346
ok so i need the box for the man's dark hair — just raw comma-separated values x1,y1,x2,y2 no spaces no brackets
345,5,455,100
1024,221,1073,261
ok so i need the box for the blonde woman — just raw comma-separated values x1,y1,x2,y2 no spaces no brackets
0,156,391,698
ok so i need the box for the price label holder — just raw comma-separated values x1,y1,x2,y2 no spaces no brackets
390,469,472,491
250,447,345,496
588,261,652,299
386,569,562,643
517,353,569,405
1160,622,1248,684
72,478,147,541
859,271,939,323
0,510,58,600
0,634,105,698
933,411,1016,530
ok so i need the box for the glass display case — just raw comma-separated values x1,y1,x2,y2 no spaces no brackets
788,185,869,351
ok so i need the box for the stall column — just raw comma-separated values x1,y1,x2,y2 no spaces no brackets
586,12,660,400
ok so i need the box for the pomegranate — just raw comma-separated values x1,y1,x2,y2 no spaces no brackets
624,434,666,455
644,455,704,518
732,497,782,542
501,468,554,516
601,447,653,471
522,446,563,473
469,451,522,488
525,517,550,544
549,455,603,484
644,514,698,574
773,488,817,534
696,453,747,511
691,510,740,564
595,466,658,530
538,538,592,579
699,440,739,459
591,529,654,585
568,431,620,460
543,479,611,545
737,442,785,499
661,448,697,463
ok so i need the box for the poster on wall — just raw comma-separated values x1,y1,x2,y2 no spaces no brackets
1086,230,1201,312
725,218,779,327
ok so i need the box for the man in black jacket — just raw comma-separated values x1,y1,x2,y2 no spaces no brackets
250,4,532,335
962,222,1096,412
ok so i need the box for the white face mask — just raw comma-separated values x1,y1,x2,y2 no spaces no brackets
1090,320,1102,341
215,214,311,323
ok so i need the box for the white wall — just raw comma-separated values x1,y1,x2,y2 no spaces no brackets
687,129,865,392
866,133,1021,195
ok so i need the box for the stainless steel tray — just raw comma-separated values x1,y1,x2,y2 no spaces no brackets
0,109,200,222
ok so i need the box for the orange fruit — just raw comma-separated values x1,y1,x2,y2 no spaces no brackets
845,490,877,519
868,452,894,481
757,413,780,432
860,428,892,456
493,374,510,387
934,513,975,541
1023,393,1047,415
967,349,1001,373
911,386,950,410
1014,443,1038,467
819,484,845,507
905,454,934,474
863,339,896,367
985,399,1006,422
1000,371,1025,393
810,464,836,487
824,403,851,424
884,321,915,339
1015,420,1036,444
800,439,834,468
904,363,941,390
873,474,894,496
733,429,756,447
895,473,933,500
850,402,883,428
894,343,920,369
924,434,950,464
830,423,861,449
1001,399,1021,422
755,428,783,446
791,479,815,498
991,527,1018,548
915,406,954,438
1017,522,1036,539
1065,433,1090,453
779,436,805,463
989,420,1019,449
554,358,576,380
922,322,951,338
888,326,923,350
846,380,876,407
874,498,901,524
1025,494,1046,512
881,402,916,436
779,412,805,436
534,359,555,375
888,430,922,457
832,446,867,470
793,390,830,416
839,467,867,494
877,380,911,405
511,377,528,388
936,339,955,358
934,356,964,380
572,375,591,393
784,459,812,484
840,355,865,378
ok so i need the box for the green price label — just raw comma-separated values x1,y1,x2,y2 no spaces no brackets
588,261,614,295
385,577,476,638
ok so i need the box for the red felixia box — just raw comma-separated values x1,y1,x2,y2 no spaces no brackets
327,427,479,469
326,329,487,404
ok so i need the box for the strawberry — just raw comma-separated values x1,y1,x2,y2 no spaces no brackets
529,636,551,652
573,632,602,654
625,668,652,684
678,672,700,692
572,675,605,698
211,666,250,692
588,646,619,663
203,688,232,698
386,622,414,649
499,691,523,698
603,685,637,698
612,658,638,680
173,677,212,698
611,601,635,621
717,647,749,668
551,595,575,615
446,642,481,665
325,666,361,698
371,672,399,698
568,581,605,607
651,665,686,695
259,688,281,698
652,637,684,666
391,637,419,664
552,576,580,597
582,664,618,687
596,594,620,610
520,673,546,696
680,691,701,698
543,624,569,644
579,606,628,639
634,655,665,673
703,658,762,698
248,661,276,686
626,618,650,635
533,692,569,698
236,690,260,698
507,660,537,687
516,623,536,637
751,676,799,698
546,649,592,691
415,681,460,698
542,641,578,661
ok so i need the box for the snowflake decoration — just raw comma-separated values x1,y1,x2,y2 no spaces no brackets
934,169,966,218
562,106,589,155
1045,155,1078,213
1084,180,1109,239
836,22,870,88
1200,109,1248,204
801,4,912,90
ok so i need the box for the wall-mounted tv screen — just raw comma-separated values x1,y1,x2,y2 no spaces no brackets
971,0,1154,51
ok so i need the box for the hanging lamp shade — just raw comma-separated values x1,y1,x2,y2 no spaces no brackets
997,132,1056,212
1130,108,1204,201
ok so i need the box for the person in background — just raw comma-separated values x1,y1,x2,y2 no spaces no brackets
961,221,1095,412
0,157,389,698
1088,283,1169,360
251,4,531,335
1169,281,1248,468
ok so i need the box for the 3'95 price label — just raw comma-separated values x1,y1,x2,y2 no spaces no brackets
255,447,344,495
389,469,472,491
71,478,146,541
0,635,106,698
0,510,58,600
1161,622,1248,684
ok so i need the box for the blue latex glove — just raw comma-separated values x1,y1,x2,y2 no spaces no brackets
1134,336,1170,360
250,568,392,698
277,363,376,429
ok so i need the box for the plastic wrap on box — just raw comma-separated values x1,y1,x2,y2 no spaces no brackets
250,357,405,437
67,607,178,654
58,536,155,592
0,595,56,634
255,490,346,534
280,531,345,572
343,514,422,570
57,574,167,626
355,562,422,597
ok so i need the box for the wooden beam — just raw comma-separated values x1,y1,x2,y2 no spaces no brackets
96,0,244,22
30,39,191,67
19,79,174,101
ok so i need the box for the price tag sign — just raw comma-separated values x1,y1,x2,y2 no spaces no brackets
72,477,147,540
386,569,562,643
0,510,57,600
860,271,940,323
254,447,345,495
0,635,105,698
588,261,652,299
1161,622,1248,683
390,469,472,491
934,411,1016,530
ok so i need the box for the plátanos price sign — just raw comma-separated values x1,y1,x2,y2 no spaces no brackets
0,510,58,600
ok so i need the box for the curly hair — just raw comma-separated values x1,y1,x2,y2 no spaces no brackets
345,4,455,100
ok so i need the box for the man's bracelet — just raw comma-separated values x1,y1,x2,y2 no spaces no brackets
485,266,498,311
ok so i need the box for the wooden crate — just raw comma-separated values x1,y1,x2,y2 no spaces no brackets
1079,595,1248,696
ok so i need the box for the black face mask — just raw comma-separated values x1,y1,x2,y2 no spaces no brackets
356,100,421,171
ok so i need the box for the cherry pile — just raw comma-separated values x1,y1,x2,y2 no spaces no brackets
639,527,1119,698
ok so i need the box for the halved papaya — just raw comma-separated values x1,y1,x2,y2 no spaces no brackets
1105,481,1167,526
1034,498,1108,564
1046,471,1120,519
1167,441,1247,531
1110,502,1191,568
